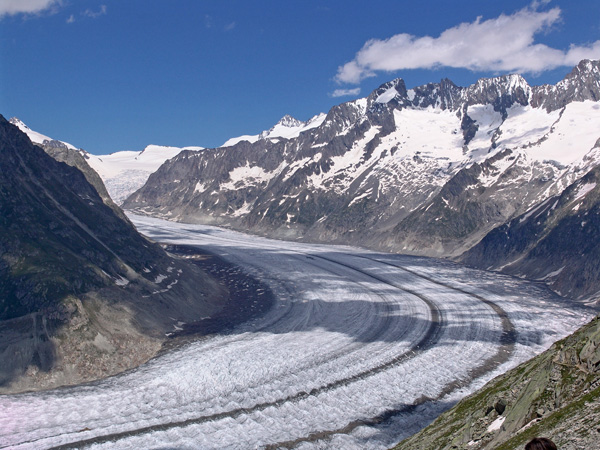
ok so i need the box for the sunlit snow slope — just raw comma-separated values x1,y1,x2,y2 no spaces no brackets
222,113,326,147
1,215,591,450
84,145,204,204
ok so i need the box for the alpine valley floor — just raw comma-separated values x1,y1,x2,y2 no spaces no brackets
0,215,593,450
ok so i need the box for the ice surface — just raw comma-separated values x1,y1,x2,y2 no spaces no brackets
86,145,203,204
1,215,592,450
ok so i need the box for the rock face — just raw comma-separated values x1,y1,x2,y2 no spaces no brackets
8,117,204,205
461,160,600,300
393,315,600,450
123,60,600,262
38,138,125,218
0,116,223,393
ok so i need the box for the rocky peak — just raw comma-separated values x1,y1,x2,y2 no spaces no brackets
278,114,304,128
42,139,69,149
368,78,408,103
259,114,304,139
531,59,600,111
565,59,600,83
463,74,531,117
409,77,463,110
8,117,27,129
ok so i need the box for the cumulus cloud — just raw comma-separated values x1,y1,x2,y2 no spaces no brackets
330,87,361,98
0,0,61,18
335,5,600,84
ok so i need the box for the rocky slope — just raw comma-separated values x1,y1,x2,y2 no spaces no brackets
123,60,600,260
0,115,224,393
8,117,204,205
37,138,126,219
393,314,600,450
461,160,600,301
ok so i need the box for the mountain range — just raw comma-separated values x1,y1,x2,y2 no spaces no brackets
122,60,600,301
4,60,600,447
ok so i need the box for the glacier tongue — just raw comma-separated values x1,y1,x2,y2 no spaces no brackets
2,214,591,450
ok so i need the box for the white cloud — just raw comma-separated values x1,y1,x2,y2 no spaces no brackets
82,4,106,19
66,13,74,23
0,0,61,18
224,21,236,32
330,87,361,98
335,5,600,84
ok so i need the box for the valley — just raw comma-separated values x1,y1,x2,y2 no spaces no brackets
1,215,591,449
3,2,600,447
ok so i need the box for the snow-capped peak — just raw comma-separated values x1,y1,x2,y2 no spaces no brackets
9,117,77,150
222,113,326,147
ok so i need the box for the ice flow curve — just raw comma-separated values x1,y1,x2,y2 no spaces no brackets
1,215,591,450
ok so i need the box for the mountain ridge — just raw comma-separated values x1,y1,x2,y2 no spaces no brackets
124,60,600,302
0,116,224,393
9,117,205,205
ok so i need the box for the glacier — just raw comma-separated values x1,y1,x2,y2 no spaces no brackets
0,215,592,449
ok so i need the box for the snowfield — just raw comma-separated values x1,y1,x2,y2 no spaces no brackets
0,215,592,450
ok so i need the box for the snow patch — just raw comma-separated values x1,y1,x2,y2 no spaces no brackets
376,86,397,103
154,274,167,284
487,415,506,433
572,182,596,202
221,163,280,190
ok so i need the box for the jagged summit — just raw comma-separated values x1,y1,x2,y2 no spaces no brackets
276,114,304,128
222,112,326,147
368,61,600,116
258,114,306,139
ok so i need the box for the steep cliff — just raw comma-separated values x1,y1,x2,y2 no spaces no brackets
0,116,224,393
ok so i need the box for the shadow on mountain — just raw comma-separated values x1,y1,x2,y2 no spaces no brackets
0,116,225,393
0,313,58,387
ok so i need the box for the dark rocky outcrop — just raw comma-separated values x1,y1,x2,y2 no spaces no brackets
39,139,127,220
461,162,600,301
0,116,224,393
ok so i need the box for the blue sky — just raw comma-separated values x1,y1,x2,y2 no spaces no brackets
1,0,599,154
